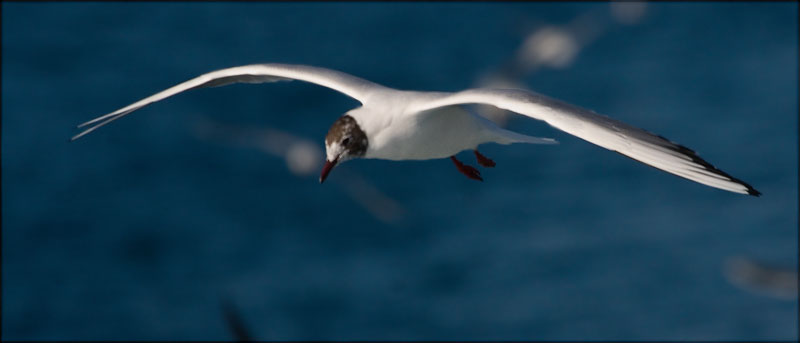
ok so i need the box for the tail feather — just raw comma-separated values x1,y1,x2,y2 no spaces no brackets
494,128,558,145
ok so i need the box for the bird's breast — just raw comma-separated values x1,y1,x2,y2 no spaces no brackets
364,106,491,161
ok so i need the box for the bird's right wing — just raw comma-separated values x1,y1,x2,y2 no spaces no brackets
71,63,389,141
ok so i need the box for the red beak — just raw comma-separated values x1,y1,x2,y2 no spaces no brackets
319,157,338,184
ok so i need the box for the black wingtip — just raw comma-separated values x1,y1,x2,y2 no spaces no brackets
640,134,762,197
657,137,761,198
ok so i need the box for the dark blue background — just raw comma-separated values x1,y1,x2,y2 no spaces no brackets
2,2,797,340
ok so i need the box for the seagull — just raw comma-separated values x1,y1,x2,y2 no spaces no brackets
71,63,760,196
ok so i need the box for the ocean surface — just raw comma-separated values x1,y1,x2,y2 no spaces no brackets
2,2,797,340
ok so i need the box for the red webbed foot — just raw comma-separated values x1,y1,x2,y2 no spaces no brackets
474,150,496,168
451,156,483,181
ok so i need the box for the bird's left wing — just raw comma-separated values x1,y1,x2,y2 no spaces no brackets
411,88,759,196
71,63,389,141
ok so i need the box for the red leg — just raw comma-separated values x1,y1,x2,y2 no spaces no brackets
474,150,496,167
450,156,483,181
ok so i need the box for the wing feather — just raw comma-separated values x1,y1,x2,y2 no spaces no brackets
413,88,759,196
71,63,387,141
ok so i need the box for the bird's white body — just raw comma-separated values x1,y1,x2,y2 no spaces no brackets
72,63,759,196
350,99,550,161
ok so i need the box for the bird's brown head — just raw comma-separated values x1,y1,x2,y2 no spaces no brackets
320,115,367,183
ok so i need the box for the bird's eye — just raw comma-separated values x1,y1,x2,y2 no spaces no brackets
342,137,350,146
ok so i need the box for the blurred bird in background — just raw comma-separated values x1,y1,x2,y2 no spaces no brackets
724,256,798,300
192,117,407,225
475,2,648,127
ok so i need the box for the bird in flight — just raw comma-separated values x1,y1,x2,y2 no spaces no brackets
71,63,760,196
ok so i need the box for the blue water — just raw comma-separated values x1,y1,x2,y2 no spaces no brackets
2,2,797,340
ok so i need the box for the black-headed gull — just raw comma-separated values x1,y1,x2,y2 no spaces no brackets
71,63,760,196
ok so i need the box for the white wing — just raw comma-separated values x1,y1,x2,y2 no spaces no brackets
71,63,389,141
412,88,759,196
